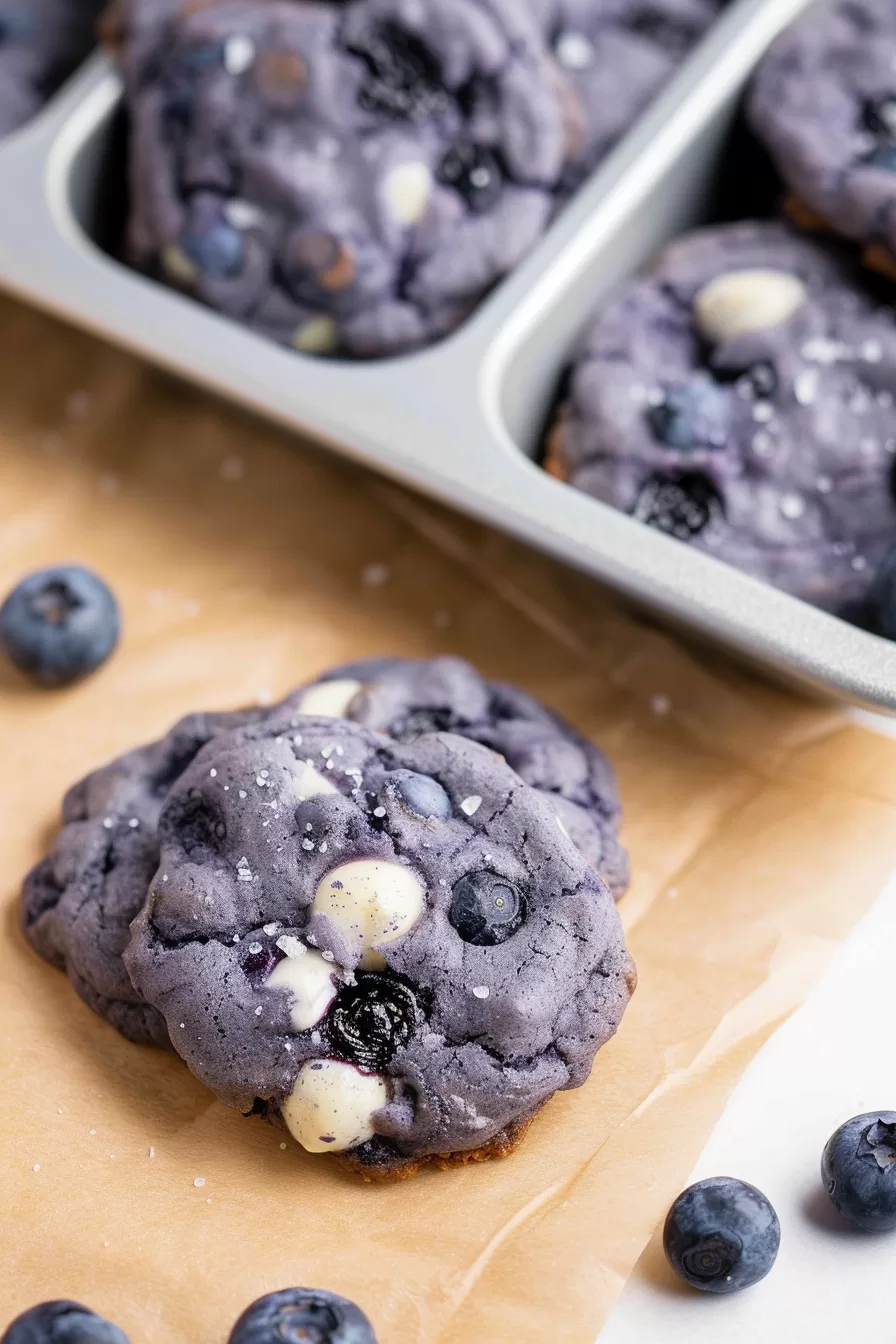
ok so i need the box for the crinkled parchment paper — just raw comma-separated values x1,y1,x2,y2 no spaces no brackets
3,296,896,1344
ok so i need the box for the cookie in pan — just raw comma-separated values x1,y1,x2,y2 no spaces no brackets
293,654,629,896
749,0,896,277
114,0,581,359
0,0,104,137
544,220,896,626
526,0,724,191
122,710,634,1179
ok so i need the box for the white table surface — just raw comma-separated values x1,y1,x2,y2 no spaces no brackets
602,709,896,1341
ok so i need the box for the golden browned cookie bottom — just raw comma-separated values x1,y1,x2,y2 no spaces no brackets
542,421,571,483
337,1109,543,1184
784,195,896,281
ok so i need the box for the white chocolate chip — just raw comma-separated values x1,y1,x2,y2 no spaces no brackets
267,949,338,1031
224,34,256,75
281,1060,388,1153
293,760,339,801
383,161,432,226
693,270,807,345
297,679,362,719
312,859,425,969
293,317,338,355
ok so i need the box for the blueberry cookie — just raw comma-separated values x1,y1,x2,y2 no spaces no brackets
123,711,634,1178
750,0,896,272
20,703,277,1046
114,0,580,359
0,1,103,138
545,221,896,621
529,0,724,191
294,655,628,896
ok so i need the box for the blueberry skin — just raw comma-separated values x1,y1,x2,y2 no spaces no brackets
390,770,452,819
663,1177,780,1293
1,1300,131,1343
646,382,730,452
181,220,245,278
449,870,526,946
0,566,121,686
228,1287,377,1344
822,1112,896,1231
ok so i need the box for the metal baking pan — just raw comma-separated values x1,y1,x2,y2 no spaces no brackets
2,0,894,711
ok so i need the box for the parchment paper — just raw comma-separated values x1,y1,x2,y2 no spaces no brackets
3,293,896,1344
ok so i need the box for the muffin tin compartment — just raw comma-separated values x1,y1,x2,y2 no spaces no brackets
1,0,895,711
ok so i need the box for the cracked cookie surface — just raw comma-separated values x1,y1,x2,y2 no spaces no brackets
123,710,633,1171
295,654,628,896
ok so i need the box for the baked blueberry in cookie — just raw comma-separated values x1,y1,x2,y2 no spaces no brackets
113,0,581,359
228,1288,376,1344
0,1,103,138
545,221,896,624
293,655,628,896
123,710,634,1177
527,0,724,191
20,702,283,1046
750,0,896,270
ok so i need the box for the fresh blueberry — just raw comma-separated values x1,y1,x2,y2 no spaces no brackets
390,706,456,742
863,95,896,139
228,1287,377,1344
633,472,724,540
0,565,120,686
181,220,245,278
862,144,896,172
449,871,526,946
327,974,420,1071
663,1177,780,1294
1,1300,131,1343
822,1112,896,1231
647,382,729,452
868,545,896,641
437,143,503,214
389,770,452,819
347,22,448,121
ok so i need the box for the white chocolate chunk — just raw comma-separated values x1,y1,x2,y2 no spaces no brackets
161,243,197,285
293,760,339,801
693,269,807,345
312,859,425,969
297,679,362,719
267,949,336,1031
293,317,338,355
383,162,432,226
282,1060,388,1152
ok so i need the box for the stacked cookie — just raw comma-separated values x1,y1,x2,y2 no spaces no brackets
22,657,633,1180
543,0,896,637
109,0,724,358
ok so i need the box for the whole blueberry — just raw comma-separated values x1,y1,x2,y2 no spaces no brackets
228,1287,377,1344
663,1177,780,1294
181,220,245,278
449,870,526,945
868,544,896,640
390,770,452,819
437,143,503,214
822,1111,896,1231
646,382,729,452
862,144,896,172
0,565,120,686
1,1300,131,1343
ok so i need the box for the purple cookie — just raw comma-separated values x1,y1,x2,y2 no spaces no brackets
294,654,629,896
116,0,580,359
545,221,896,620
20,703,278,1046
528,0,724,190
750,0,896,258
0,0,103,137
123,710,633,1173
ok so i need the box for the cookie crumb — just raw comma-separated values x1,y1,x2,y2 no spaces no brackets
149,1146,155,1158
220,454,246,482
650,695,671,716
193,1177,206,1188
32,1163,40,1172
361,562,390,588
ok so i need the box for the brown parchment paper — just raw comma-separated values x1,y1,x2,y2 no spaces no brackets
4,293,896,1344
